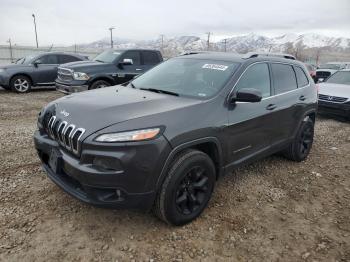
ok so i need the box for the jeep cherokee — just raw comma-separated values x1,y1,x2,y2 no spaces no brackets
55,49,163,94
34,52,317,225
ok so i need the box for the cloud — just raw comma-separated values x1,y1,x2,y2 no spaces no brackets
0,0,349,46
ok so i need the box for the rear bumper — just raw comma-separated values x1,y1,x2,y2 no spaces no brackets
55,81,88,94
33,130,171,210
318,100,350,118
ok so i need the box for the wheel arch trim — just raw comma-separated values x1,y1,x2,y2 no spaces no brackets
156,137,224,191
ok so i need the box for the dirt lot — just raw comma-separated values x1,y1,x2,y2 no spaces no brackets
0,88,349,262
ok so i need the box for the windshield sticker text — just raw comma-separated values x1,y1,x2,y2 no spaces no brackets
202,64,228,71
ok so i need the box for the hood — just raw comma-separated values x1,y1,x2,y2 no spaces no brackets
59,60,114,73
0,63,31,70
43,86,201,136
318,83,350,98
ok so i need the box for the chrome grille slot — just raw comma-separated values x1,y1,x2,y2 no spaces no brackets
64,124,75,149
45,115,85,156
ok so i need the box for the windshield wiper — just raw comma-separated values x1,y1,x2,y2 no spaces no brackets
140,88,179,96
94,59,105,63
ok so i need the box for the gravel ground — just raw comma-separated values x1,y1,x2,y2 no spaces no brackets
0,88,349,262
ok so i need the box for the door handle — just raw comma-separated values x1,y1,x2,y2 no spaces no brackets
266,104,277,111
299,95,306,101
136,68,143,71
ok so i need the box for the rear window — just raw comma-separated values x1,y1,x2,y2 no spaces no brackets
142,51,160,65
59,55,80,64
294,66,309,87
271,63,297,94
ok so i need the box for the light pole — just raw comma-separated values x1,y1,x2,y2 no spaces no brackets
32,14,39,48
109,27,115,48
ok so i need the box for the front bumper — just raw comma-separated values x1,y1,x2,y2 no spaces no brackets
34,130,171,210
56,81,89,94
318,100,350,118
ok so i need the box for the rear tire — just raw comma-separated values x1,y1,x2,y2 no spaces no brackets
283,118,314,162
154,149,216,226
89,80,110,90
10,75,32,93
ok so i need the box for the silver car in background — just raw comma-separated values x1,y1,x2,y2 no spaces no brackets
318,69,350,120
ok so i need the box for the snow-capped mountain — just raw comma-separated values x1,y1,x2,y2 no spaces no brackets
79,33,350,56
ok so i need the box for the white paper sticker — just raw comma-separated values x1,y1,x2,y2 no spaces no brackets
202,64,228,71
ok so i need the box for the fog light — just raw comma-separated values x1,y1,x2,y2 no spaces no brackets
92,156,122,171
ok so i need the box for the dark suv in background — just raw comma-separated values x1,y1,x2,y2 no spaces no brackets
34,52,317,225
55,49,163,93
0,52,88,93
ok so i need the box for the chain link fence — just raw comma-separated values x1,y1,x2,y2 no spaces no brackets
0,45,103,64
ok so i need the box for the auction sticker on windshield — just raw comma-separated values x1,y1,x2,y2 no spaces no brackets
202,64,228,71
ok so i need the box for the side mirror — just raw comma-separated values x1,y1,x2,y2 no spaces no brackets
121,58,133,65
230,88,262,103
33,60,42,67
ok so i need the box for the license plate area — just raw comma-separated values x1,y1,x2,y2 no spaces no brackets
49,148,61,173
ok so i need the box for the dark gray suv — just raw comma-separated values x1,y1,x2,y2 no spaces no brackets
0,52,87,93
34,52,317,225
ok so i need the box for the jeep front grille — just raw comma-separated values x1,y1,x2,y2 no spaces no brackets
318,94,347,103
46,116,85,155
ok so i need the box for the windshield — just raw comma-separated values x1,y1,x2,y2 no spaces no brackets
325,71,350,85
93,50,121,63
132,58,239,99
15,54,37,64
318,64,344,70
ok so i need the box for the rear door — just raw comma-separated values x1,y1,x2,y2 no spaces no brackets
268,63,301,145
33,54,59,84
140,51,161,72
226,62,276,165
115,50,142,84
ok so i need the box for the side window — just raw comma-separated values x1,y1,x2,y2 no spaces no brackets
271,64,297,94
142,51,159,65
294,66,309,87
121,51,141,66
59,55,80,64
235,63,271,98
39,55,58,64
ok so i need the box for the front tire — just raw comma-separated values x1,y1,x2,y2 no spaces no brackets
154,149,216,226
89,80,111,90
10,75,32,93
283,118,314,162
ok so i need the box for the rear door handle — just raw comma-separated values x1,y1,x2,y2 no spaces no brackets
299,95,306,101
136,68,143,71
266,104,277,111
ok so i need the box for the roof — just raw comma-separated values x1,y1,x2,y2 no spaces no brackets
178,51,302,65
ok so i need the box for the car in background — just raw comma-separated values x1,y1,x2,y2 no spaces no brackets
318,69,350,120
0,52,88,93
315,62,350,83
305,63,317,81
55,49,163,94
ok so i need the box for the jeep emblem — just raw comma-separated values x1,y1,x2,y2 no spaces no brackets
60,110,69,117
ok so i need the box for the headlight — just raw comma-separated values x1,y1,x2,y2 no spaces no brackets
0,68,5,73
95,128,161,142
73,72,89,80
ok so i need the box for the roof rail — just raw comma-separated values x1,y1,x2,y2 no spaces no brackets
243,52,296,60
179,51,214,56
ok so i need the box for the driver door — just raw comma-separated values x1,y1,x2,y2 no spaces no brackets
226,63,277,166
32,54,59,84
115,51,142,84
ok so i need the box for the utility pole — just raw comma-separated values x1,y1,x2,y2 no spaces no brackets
109,27,115,48
7,38,13,63
206,32,212,51
32,14,39,48
222,38,228,52
160,34,164,53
